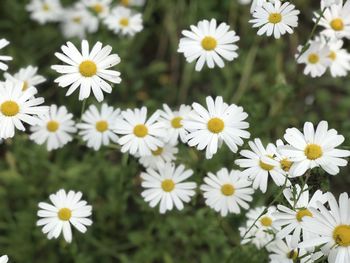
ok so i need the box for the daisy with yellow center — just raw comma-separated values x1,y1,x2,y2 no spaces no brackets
184,96,250,159
326,39,350,77
0,38,12,71
138,143,178,169
30,105,77,151
200,168,254,217
159,104,191,145
178,18,240,71
26,0,63,25
83,0,111,18
4,65,46,92
104,6,143,36
279,120,350,177
115,107,167,157
77,104,120,151
0,80,48,139
235,138,289,193
299,192,350,262
296,41,331,78
273,184,326,247
249,0,300,39
52,40,121,102
141,162,196,214
37,189,92,243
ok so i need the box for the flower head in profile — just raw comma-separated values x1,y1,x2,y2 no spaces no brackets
37,189,92,243
0,80,48,139
184,96,250,159
30,105,77,151
52,40,121,102
26,0,62,24
178,18,240,71
141,162,197,214
4,65,46,91
104,6,143,36
114,107,167,156
250,0,300,39
279,120,350,177
200,168,254,217
0,39,12,71
77,103,120,150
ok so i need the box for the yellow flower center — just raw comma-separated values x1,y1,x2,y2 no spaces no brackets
73,16,82,23
287,250,298,260
22,81,29,91
221,184,235,196
280,158,293,172
79,60,97,77
133,124,148,138
330,18,344,31
260,216,273,227
259,155,274,171
92,4,103,14
42,3,50,11
152,147,163,156
161,179,175,192
268,13,282,24
296,209,313,222
207,117,225,133
201,36,217,51
58,208,72,221
304,144,323,160
308,53,319,64
333,225,350,247
95,120,109,133
119,18,129,27
46,120,60,132
171,116,183,128
1,101,20,117
329,51,337,61
121,0,130,5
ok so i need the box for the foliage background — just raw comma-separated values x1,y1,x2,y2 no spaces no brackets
0,0,349,262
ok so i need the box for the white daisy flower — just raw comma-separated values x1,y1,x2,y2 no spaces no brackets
138,143,178,169
51,40,121,102
26,0,62,24
178,18,240,71
82,0,111,18
235,138,289,193
37,189,92,243
274,139,294,174
0,80,48,139
115,107,166,156
299,192,350,263
279,120,350,177
4,65,46,91
119,0,145,7
297,41,331,78
327,38,350,77
60,7,99,39
317,1,350,39
267,235,322,263
273,184,327,248
240,206,279,249
0,256,8,263
183,96,250,159
249,0,300,39
0,39,12,71
140,162,197,214
77,103,120,151
200,168,254,217
158,104,191,145
30,105,77,151
104,6,143,36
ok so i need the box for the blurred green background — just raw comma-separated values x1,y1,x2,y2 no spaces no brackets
0,0,349,262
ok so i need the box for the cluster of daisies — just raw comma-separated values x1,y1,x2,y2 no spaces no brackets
26,0,144,38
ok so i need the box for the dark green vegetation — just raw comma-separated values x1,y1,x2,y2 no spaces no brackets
0,0,348,262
